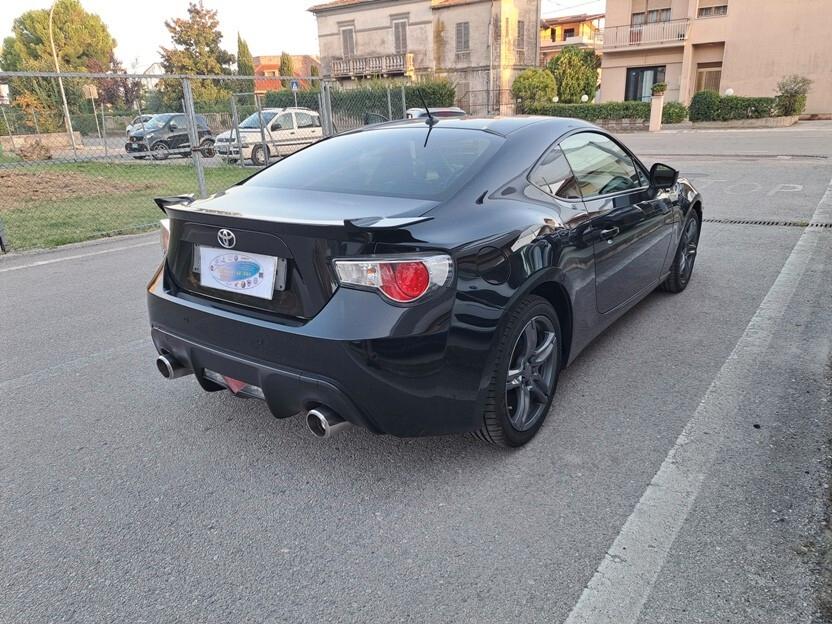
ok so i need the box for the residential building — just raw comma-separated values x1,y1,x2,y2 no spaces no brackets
252,55,322,94
539,13,604,65
600,0,832,114
308,0,541,114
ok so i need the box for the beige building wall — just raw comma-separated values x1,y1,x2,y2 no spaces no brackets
600,0,832,114
312,0,540,114
315,0,434,76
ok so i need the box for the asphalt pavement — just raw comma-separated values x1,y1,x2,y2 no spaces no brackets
1,122,831,623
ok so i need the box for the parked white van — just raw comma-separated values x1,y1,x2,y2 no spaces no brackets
215,108,323,165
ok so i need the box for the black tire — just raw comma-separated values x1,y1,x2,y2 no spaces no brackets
660,210,701,293
199,139,216,158
474,295,562,447
250,144,269,166
150,141,169,161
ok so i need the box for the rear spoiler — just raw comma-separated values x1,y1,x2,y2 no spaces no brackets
344,216,432,230
154,194,195,213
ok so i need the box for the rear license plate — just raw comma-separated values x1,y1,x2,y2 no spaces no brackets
197,245,285,300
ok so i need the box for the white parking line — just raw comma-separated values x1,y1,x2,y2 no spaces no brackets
562,176,832,624
0,240,156,273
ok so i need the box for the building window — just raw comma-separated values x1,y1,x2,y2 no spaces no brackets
517,20,525,50
647,8,671,22
563,27,576,40
698,5,728,17
625,66,666,102
696,64,723,92
393,19,408,54
456,22,470,52
341,27,355,58
631,12,646,26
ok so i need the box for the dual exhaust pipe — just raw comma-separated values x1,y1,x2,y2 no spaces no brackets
155,354,350,438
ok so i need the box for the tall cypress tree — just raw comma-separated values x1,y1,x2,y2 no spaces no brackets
236,33,255,95
279,52,294,89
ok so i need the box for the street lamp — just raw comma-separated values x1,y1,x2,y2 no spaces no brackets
49,1,77,157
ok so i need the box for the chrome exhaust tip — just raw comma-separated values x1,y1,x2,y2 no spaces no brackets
306,407,351,439
155,354,191,380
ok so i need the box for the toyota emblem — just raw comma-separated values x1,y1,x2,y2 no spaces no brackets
217,229,236,249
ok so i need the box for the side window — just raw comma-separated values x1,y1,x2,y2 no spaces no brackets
529,145,581,199
171,114,188,129
559,132,642,198
295,112,315,129
273,113,294,131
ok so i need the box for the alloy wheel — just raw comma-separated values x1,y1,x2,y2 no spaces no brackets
505,315,558,432
679,217,699,278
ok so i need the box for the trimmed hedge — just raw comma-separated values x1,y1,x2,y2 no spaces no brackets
690,90,778,121
263,78,455,113
662,101,688,124
689,90,720,121
524,101,650,121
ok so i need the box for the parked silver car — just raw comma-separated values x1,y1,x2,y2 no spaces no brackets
215,108,323,165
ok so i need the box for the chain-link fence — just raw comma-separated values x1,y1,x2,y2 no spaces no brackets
0,71,449,253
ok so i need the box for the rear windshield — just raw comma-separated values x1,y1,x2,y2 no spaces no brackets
247,127,502,200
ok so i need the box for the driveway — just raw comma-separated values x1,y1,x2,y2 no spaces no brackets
1,122,831,623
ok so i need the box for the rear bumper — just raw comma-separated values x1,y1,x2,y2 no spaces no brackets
147,268,484,437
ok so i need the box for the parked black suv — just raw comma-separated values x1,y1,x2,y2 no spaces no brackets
125,113,215,160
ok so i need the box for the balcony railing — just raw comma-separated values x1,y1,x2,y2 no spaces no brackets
330,53,414,78
543,31,604,49
603,19,690,50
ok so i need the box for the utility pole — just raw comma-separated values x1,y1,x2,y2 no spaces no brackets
49,1,78,159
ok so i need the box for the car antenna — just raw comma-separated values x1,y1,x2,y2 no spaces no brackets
417,89,437,148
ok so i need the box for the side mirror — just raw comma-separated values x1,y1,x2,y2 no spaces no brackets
271,122,282,131
649,162,678,189
169,122,178,130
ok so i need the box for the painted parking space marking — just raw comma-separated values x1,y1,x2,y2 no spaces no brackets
0,240,156,273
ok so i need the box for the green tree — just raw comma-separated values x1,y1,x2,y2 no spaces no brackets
0,0,117,113
547,46,599,104
236,33,255,95
159,2,235,107
279,52,294,88
776,74,812,116
511,68,556,112
310,64,319,78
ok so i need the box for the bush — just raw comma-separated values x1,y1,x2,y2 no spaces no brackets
662,101,688,124
546,46,599,104
690,90,779,121
652,82,667,96
511,68,556,112
689,90,721,121
524,101,650,121
776,74,812,116
717,96,776,120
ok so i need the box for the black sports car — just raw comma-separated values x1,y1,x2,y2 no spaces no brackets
148,116,701,447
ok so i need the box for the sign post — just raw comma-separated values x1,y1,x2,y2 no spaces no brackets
291,79,299,108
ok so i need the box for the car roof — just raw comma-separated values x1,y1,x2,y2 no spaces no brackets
260,107,318,114
357,115,596,138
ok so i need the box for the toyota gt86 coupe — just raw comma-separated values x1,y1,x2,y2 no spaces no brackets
148,115,702,447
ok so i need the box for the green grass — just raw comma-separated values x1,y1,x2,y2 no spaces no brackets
0,160,252,250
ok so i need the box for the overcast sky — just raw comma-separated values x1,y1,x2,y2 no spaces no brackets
0,0,605,71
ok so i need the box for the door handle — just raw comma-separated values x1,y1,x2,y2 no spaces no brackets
600,226,620,241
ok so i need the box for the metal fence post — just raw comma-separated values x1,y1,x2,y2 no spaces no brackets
386,87,393,120
99,100,109,159
400,85,406,119
323,81,335,136
255,94,269,166
182,78,207,199
230,95,244,169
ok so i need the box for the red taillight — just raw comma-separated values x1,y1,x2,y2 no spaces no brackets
379,261,430,302
333,254,453,304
